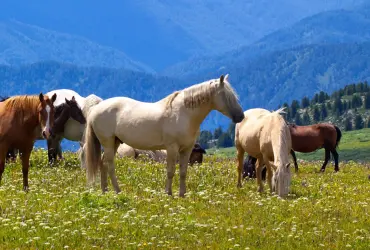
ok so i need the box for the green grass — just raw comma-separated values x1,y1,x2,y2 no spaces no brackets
208,128,370,163
0,149,369,249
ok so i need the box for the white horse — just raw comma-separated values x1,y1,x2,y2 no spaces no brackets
234,108,292,197
43,89,103,162
83,74,244,196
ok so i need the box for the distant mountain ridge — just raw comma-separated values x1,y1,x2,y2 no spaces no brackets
0,20,154,73
0,0,364,70
162,4,370,78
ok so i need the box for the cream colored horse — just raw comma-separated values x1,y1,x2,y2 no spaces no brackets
235,108,292,197
83,74,244,196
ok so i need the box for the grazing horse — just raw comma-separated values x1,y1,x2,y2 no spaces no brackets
43,89,103,163
189,143,207,165
288,123,342,172
0,93,57,190
83,74,244,196
243,155,266,180
235,108,292,197
3,96,85,163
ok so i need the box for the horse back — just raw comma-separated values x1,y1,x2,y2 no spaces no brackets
289,123,337,152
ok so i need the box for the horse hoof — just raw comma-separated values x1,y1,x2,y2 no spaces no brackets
179,193,185,198
23,186,29,192
237,183,242,188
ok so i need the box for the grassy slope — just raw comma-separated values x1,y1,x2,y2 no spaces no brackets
208,128,370,163
0,150,369,249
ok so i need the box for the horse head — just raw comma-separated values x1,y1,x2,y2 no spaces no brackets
65,96,86,124
38,93,57,139
211,74,245,123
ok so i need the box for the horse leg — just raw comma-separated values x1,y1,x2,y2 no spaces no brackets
264,162,273,193
331,149,339,172
290,149,299,173
47,138,57,164
106,139,121,193
0,146,7,186
320,148,331,172
20,147,32,191
236,145,245,188
179,148,192,197
165,146,179,196
256,158,264,193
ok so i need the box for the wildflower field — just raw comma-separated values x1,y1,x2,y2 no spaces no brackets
0,150,369,249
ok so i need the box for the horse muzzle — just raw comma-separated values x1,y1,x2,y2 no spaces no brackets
42,128,52,139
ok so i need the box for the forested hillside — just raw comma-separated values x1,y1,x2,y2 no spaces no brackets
198,81,370,149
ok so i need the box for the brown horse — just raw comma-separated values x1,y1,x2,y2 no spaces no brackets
0,93,57,191
189,143,207,165
288,123,342,172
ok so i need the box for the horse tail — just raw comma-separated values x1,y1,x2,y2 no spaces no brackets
85,120,101,184
334,125,342,149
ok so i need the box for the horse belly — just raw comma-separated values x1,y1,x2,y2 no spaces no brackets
116,127,165,150
63,119,84,141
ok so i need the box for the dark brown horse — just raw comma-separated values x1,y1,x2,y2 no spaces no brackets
3,96,85,164
245,123,342,174
0,93,57,191
288,123,342,172
243,155,266,180
47,96,86,164
189,143,206,165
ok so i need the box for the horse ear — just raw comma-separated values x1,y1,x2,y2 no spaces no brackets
224,74,229,81
286,163,291,169
72,96,76,102
65,98,70,105
39,93,44,102
219,75,225,87
51,93,57,103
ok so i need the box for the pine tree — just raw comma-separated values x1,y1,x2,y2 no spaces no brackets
217,133,233,148
321,104,328,120
364,92,370,109
355,114,364,130
352,94,362,108
198,130,213,149
318,91,326,103
302,111,310,125
213,126,223,139
313,106,320,122
344,117,352,131
294,112,302,125
301,97,310,108
290,100,300,118
334,97,343,117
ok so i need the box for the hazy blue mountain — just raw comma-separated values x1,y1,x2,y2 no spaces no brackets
162,4,370,78
0,0,363,70
0,20,154,73
0,61,229,133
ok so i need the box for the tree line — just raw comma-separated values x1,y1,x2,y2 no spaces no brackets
198,81,370,148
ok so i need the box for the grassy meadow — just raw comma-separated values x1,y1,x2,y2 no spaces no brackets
0,148,369,249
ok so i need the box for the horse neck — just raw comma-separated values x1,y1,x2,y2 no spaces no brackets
185,103,213,129
52,105,71,134
270,118,291,168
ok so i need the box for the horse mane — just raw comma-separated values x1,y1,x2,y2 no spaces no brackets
165,78,239,110
54,103,67,118
3,95,41,111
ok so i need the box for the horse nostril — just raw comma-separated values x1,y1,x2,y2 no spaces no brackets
42,131,46,138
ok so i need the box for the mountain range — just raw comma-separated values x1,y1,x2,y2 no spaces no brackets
0,0,365,70
1,1,370,135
